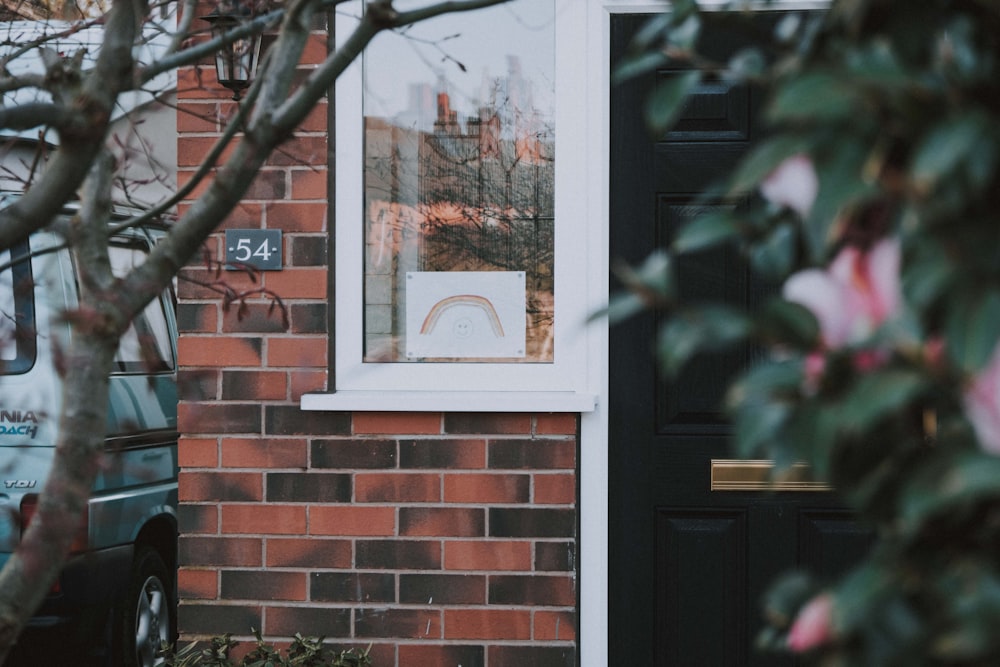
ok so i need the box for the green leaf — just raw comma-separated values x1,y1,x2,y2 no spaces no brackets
730,134,810,194
768,72,861,122
804,139,878,260
644,70,701,136
612,50,670,85
841,369,927,433
900,453,1000,532
749,223,797,280
912,113,989,190
658,304,752,376
756,297,821,349
672,209,740,254
734,400,792,458
628,13,673,51
945,288,1000,373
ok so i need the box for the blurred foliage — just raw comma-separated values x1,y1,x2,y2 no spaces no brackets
614,0,1000,664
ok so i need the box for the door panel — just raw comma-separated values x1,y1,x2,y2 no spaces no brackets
609,13,872,666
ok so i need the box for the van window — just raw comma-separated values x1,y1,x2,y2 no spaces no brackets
108,241,174,374
0,241,36,375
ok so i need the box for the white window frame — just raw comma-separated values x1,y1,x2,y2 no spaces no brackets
303,0,598,413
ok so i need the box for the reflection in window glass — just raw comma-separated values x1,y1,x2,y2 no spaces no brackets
108,243,173,372
363,1,555,363
0,243,36,374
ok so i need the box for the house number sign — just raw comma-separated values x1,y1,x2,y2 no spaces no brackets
225,229,282,270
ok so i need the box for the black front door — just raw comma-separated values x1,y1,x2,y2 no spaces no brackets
608,13,871,666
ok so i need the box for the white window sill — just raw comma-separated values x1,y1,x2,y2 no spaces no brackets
301,390,598,413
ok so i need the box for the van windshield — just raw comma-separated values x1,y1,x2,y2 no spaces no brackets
0,241,36,375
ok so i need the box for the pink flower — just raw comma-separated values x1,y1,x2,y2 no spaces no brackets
787,593,835,652
761,154,819,218
964,342,1000,455
783,238,902,349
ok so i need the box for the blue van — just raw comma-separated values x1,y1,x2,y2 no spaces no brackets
0,199,178,667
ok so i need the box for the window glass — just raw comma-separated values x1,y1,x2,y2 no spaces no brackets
108,242,173,373
362,1,555,363
0,243,36,374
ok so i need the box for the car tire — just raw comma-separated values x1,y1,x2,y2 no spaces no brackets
117,546,175,667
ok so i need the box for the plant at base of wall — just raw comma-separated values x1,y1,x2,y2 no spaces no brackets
162,630,372,667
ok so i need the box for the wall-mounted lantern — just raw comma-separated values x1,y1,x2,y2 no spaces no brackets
202,2,261,101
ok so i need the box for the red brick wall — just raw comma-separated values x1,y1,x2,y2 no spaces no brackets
176,21,579,667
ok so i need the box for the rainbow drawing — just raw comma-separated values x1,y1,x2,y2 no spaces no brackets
419,294,505,337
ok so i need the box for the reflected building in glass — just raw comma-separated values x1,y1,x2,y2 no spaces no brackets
363,3,555,363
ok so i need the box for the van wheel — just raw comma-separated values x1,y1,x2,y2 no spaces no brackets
117,547,175,667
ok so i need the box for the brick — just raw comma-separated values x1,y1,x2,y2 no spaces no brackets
399,439,485,469
288,303,328,334
178,568,217,599
220,304,290,334
176,102,222,132
355,540,441,570
290,168,327,200
222,570,306,601
310,506,395,536
264,269,328,299
179,537,262,567
179,136,235,166
288,235,327,266
534,413,578,435
444,413,531,434
311,439,396,468
355,608,440,639
266,472,351,503
488,646,575,667
399,508,484,537
266,136,328,166
221,438,307,469
444,609,530,640
222,504,307,535
178,604,262,636
290,369,327,399
399,574,485,605
353,412,442,435
178,437,218,468
443,473,529,503
177,302,219,333
265,201,328,231
266,406,350,436
300,32,328,65
534,610,577,641
178,336,262,367
265,538,352,568
297,104,329,133
177,369,219,401
488,575,575,606
218,202,266,229
489,439,576,470
310,572,395,603
267,335,327,367
178,504,219,534
245,169,287,200
355,473,441,503
179,402,261,435
443,541,531,572
535,541,575,572
398,645,483,667
489,508,575,538
180,472,262,502
264,606,351,638
534,473,576,505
